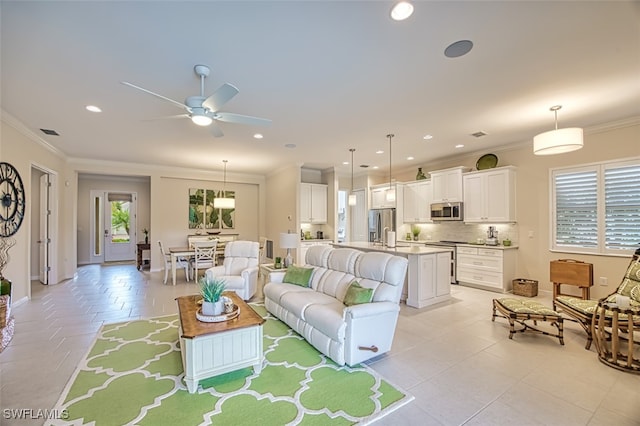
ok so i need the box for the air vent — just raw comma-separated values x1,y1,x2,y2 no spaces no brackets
359,164,369,168
471,131,487,138
40,128,60,136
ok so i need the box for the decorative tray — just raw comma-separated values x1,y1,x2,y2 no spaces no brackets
476,153,498,170
196,304,240,323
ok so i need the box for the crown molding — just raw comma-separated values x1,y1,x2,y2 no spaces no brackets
1,109,66,158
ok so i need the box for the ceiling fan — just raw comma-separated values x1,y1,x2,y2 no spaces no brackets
121,64,271,137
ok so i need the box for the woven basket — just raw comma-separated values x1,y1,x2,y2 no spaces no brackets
512,279,538,297
0,295,9,328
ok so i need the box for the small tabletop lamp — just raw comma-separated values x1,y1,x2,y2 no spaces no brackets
279,232,299,267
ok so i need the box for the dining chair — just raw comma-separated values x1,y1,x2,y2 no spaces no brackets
191,240,218,281
158,240,190,284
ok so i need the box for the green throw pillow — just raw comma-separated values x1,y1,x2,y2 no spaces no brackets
344,281,374,306
283,265,314,287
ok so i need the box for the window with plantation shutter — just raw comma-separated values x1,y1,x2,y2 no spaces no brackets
604,163,640,251
551,157,640,256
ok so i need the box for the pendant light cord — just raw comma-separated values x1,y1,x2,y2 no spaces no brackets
387,134,394,190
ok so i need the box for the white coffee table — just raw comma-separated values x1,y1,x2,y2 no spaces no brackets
176,292,265,393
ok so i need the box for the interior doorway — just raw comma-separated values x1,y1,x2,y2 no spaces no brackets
30,165,58,285
89,190,137,263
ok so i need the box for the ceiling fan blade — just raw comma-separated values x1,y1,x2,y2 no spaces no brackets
210,123,224,138
121,81,188,111
214,112,272,127
202,83,239,112
141,114,190,121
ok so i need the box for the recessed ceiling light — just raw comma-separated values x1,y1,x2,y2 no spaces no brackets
444,40,474,58
407,156,414,160
372,166,379,169
253,133,263,139
390,1,414,21
342,161,349,165
86,105,102,113
455,144,465,149
423,134,433,140
376,150,384,154
285,144,296,149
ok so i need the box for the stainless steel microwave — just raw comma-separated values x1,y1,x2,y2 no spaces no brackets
430,202,463,221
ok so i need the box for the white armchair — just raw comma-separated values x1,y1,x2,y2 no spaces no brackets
205,241,259,301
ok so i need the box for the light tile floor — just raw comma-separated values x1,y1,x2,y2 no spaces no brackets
1,264,639,425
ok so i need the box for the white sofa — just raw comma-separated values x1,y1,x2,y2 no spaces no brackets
264,245,408,366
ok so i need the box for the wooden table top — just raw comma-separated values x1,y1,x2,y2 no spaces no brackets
176,292,265,339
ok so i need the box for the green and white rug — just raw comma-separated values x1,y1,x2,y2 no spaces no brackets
48,304,412,425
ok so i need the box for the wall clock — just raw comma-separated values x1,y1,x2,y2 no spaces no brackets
0,162,25,237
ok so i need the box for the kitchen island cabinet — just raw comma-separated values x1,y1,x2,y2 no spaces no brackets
332,242,452,308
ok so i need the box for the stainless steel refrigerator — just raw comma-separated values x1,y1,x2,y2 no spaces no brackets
368,208,396,243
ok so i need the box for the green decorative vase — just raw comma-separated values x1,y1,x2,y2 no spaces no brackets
416,168,427,180
0,275,11,302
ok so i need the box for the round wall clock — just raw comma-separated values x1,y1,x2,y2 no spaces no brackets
0,162,26,237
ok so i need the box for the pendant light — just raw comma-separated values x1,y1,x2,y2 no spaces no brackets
386,134,396,202
213,160,235,209
533,105,583,155
348,148,357,206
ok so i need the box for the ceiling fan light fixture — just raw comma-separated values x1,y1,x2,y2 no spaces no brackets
191,110,213,126
390,1,414,21
533,105,583,155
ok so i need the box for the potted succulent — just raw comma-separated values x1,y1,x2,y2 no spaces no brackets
199,276,227,316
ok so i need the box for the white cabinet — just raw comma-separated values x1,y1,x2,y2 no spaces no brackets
403,180,432,223
300,183,327,224
463,166,516,223
430,166,467,202
370,184,396,209
456,246,516,293
407,251,451,308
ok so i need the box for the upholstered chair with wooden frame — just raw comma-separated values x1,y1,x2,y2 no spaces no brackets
555,248,640,351
190,240,218,281
205,241,260,301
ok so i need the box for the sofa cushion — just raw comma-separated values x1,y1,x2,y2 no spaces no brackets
279,290,337,320
263,282,311,305
303,302,346,341
283,265,314,287
344,281,373,306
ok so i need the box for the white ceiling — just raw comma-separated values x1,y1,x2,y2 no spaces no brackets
2,1,639,177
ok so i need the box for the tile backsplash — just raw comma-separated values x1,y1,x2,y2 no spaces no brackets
397,222,518,245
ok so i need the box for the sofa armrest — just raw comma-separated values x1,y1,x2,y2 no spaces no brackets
266,270,287,283
241,266,259,282
344,301,400,319
205,266,225,279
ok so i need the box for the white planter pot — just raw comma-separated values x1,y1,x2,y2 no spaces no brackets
202,300,224,316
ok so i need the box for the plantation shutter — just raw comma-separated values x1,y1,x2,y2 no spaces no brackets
554,170,598,248
604,164,640,251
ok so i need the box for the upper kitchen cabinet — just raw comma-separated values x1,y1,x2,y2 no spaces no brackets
370,184,396,209
403,180,432,223
430,166,468,202
463,166,516,223
300,182,328,224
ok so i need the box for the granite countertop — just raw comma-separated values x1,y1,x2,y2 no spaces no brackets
332,242,453,255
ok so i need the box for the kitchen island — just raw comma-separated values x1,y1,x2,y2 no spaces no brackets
332,242,453,308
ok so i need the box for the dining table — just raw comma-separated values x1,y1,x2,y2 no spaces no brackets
168,246,195,286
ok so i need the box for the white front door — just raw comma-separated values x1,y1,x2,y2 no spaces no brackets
104,192,136,262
